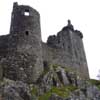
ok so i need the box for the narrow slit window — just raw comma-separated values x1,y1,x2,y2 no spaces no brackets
24,9,30,16
25,31,29,36
63,43,64,47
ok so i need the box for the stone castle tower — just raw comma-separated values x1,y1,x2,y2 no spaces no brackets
9,2,43,82
0,2,89,83
0,2,43,83
43,20,89,79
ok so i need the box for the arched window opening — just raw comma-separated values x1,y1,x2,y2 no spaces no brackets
24,9,30,16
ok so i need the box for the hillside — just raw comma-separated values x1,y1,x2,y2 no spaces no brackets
0,65,100,100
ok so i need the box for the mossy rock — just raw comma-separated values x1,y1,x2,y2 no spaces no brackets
98,85,100,89
38,85,77,100
89,79,100,85
38,91,52,100
89,79,100,89
30,85,38,96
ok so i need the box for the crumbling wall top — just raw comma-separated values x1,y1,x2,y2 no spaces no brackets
12,2,40,17
47,20,83,49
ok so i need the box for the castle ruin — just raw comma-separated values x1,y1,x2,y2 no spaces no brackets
0,2,89,83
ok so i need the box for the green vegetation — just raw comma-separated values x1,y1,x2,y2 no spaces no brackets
38,91,51,100
89,79,100,89
30,86,39,100
38,85,77,100
30,86,38,96
52,64,60,70
53,64,76,73
98,85,100,89
65,85,78,92
37,64,79,100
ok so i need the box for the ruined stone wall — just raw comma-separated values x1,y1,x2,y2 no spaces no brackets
0,3,89,83
0,2,43,83
42,43,73,67
42,28,74,68
43,23,89,78
71,30,89,78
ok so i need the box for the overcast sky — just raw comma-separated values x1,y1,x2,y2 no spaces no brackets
0,0,100,79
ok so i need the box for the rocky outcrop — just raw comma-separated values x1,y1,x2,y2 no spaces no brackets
48,82,100,100
0,65,100,100
0,80,33,100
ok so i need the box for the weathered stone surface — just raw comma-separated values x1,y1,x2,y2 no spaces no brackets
49,94,64,100
0,65,100,100
35,64,84,96
54,66,70,85
0,81,33,100
68,85,100,100
0,2,89,84
0,65,3,80
0,2,43,83
45,20,89,78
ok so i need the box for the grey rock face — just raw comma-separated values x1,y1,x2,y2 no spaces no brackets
49,94,65,100
36,65,81,96
0,65,100,100
57,67,70,85
86,85,100,99
36,65,100,100
0,81,33,100
68,87,100,100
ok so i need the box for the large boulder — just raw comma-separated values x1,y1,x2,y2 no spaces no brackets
0,81,33,100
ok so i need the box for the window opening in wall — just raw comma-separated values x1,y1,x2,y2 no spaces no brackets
63,43,64,47
25,31,29,36
43,61,49,71
24,9,30,16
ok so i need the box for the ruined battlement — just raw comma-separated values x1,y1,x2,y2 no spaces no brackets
0,2,89,83
10,2,41,34
43,20,89,79
47,21,83,49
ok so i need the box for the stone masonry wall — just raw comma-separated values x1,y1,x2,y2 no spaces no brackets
0,3,89,83
43,22,89,78
0,2,43,83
